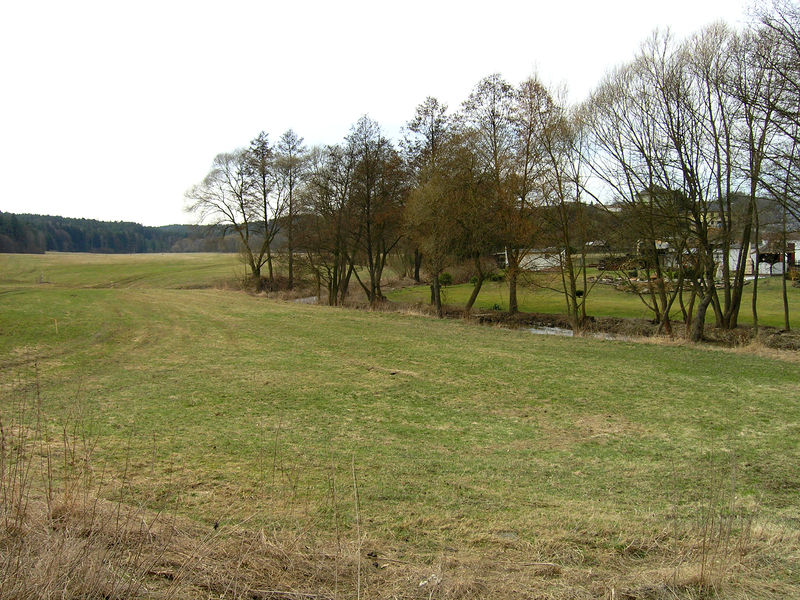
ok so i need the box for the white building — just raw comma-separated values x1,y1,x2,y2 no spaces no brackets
495,248,565,271
714,240,798,278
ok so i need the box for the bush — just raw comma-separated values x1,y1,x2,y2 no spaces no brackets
438,272,453,286
471,270,504,286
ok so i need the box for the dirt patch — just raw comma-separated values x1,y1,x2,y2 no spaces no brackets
534,413,647,450
573,414,646,438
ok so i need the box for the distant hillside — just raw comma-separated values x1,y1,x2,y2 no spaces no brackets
0,212,240,254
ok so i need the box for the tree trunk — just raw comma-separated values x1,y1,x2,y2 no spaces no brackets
340,263,354,305
580,250,588,327
711,286,724,327
288,185,294,289
374,250,388,303
658,284,672,337
252,266,263,292
726,198,756,329
266,245,274,287
432,274,443,318
689,289,713,342
464,256,485,313
780,143,795,331
414,249,422,283
465,279,484,314
328,279,336,306
782,264,790,331
782,217,790,331
656,279,680,337
752,208,760,338
686,287,697,330
678,282,687,323
559,247,580,332
508,268,519,315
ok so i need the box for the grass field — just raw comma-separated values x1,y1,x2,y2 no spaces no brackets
387,274,800,329
1,252,799,598
0,251,246,289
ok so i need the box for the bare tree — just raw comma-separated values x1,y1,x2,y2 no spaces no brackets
757,0,800,330
347,116,408,305
247,131,282,288
685,24,740,327
584,28,773,340
275,130,307,289
300,144,359,305
584,49,688,335
405,120,496,317
186,150,267,288
538,98,600,332
463,74,539,313
405,173,455,317
449,129,499,313
727,27,781,334
758,0,800,165
404,97,454,309
405,96,451,173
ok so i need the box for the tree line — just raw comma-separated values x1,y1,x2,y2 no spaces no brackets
187,1,800,338
0,213,237,254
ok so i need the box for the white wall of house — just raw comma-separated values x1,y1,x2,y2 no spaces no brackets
519,250,564,271
497,249,564,271
714,245,787,278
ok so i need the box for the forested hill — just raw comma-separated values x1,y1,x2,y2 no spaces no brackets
0,212,238,254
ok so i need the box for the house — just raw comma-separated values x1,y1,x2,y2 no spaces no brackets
714,238,799,278
494,248,565,271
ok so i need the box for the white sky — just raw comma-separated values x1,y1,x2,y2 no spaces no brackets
1,0,749,226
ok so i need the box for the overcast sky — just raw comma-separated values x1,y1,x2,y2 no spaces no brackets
1,0,750,226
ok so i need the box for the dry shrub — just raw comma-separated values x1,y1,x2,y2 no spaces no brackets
1,498,174,599
0,403,356,599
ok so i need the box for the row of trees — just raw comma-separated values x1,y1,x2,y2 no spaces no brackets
0,213,44,253
187,1,800,337
584,2,800,338
0,213,232,254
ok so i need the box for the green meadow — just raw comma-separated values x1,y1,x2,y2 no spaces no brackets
1,252,798,598
388,275,800,329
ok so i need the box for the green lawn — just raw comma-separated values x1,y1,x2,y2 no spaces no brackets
0,251,245,289
1,252,799,598
388,274,800,328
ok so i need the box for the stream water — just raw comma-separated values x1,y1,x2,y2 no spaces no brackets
527,326,574,337
527,326,620,341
